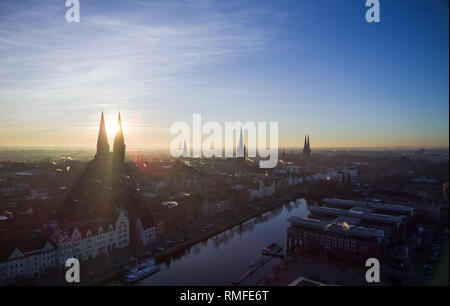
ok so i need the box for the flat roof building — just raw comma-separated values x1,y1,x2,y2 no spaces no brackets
309,205,406,244
322,198,414,216
287,216,386,264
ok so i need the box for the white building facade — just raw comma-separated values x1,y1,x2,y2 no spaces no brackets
136,216,157,246
0,240,57,285
51,208,130,268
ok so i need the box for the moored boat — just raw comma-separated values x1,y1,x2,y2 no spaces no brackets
262,243,283,256
124,258,160,283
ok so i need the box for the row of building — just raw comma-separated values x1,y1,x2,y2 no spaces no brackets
287,198,415,264
0,207,129,285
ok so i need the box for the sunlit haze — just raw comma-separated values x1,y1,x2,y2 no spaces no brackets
0,0,449,292
0,0,448,149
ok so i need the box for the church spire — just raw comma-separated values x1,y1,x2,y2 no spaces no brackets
96,110,109,158
114,112,124,144
182,140,188,157
113,112,126,165
303,133,311,156
237,124,244,158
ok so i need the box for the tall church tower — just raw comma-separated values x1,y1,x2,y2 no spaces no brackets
302,134,311,156
113,112,126,165
95,111,110,159
237,125,246,160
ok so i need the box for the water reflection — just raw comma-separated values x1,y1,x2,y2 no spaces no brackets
129,198,309,286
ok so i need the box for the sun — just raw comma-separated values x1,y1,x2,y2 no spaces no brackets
106,119,119,137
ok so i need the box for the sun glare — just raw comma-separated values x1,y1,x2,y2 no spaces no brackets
106,120,119,137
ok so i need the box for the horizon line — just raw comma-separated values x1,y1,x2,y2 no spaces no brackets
0,145,448,150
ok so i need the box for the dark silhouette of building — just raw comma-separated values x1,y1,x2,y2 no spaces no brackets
237,125,246,161
113,112,126,165
95,111,110,159
302,134,311,156
93,111,126,166
287,216,386,264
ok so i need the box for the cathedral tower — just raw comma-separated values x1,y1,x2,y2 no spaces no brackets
113,112,126,165
95,111,110,159
302,134,311,156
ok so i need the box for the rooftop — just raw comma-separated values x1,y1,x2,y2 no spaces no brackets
311,205,403,224
287,216,385,240
323,198,414,215
332,215,361,226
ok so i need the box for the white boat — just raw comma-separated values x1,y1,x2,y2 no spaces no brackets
124,259,160,283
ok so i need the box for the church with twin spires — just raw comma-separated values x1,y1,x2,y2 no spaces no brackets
95,111,126,165
302,134,311,156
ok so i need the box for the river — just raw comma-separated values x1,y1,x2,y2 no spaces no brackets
123,198,310,286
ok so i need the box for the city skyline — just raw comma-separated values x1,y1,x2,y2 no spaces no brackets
1,0,448,291
0,0,448,148
0,108,448,150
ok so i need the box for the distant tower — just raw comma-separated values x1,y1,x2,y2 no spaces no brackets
308,135,311,152
95,111,110,159
113,112,126,165
302,134,311,156
182,140,188,157
237,125,245,159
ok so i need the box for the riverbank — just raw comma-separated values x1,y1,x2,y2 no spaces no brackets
84,191,306,285
154,193,304,260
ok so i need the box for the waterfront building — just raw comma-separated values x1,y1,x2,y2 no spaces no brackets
248,178,265,200
136,215,158,246
322,198,414,217
50,207,129,268
0,232,57,285
309,205,407,244
287,216,386,264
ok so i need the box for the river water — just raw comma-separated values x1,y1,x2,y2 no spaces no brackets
127,198,310,286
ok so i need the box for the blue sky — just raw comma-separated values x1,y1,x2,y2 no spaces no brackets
0,0,448,148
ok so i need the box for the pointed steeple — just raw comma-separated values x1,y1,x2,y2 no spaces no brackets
303,133,311,156
114,113,124,145
113,112,126,165
182,140,188,157
237,124,244,158
96,110,109,158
